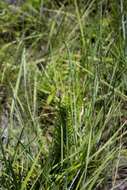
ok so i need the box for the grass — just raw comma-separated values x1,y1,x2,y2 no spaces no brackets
0,0,127,189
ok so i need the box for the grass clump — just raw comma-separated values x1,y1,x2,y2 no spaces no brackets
0,0,127,189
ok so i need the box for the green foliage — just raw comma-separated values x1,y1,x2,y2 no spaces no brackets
0,0,127,189
50,97,74,165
